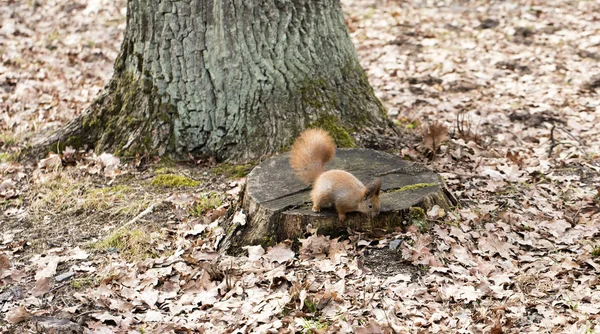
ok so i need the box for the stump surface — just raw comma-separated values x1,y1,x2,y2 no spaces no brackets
225,149,455,250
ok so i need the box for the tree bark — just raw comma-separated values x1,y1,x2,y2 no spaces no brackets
31,0,389,161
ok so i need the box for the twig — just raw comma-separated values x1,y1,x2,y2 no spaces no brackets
74,310,101,320
547,124,557,158
558,126,586,147
117,201,161,231
557,126,596,164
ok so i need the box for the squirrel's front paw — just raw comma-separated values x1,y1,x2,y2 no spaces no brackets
312,205,321,212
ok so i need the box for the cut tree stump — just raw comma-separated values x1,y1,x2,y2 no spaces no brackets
222,149,456,251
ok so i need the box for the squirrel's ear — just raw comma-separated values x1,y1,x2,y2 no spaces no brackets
364,178,382,199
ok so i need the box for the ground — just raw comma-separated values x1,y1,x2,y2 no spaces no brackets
1,0,600,333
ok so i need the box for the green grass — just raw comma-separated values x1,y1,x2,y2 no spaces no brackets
93,228,160,261
0,152,15,162
592,245,600,258
301,318,329,333
189,192,223,216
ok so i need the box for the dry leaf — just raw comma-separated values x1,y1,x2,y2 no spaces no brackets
6,306,31,324
355,320,384,334
31,277,51,297
243,245,265,262
264,241,295,264
422,122,449,153
38,154,62,171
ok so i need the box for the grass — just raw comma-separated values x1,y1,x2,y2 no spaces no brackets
93,228,161,261
84,185,150,216
31,175,152,217
301,318,329,333
0,152,15,162
189,192,223,217
0,133,17,147
592,244,600,258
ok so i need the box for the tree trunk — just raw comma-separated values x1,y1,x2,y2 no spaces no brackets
31,0,389,161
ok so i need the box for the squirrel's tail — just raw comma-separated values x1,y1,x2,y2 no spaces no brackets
290,128,336,185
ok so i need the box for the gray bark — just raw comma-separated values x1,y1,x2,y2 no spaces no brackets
32,0,389,161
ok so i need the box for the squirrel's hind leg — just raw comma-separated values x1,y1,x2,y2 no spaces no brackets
311,189,330,213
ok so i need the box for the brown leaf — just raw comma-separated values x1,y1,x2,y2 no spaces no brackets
31,277,52,297
38,154,62,171
422,122,449,153
299,235,331,259
6,306,31,324
490,320,503,334
243,245,265,261
264,241,296,264
355,320,384,334
141,287,159,308
506,151,523,166
34,256,60,280
0,253,11,271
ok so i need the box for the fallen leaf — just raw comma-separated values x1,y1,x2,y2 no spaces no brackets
264,242,295,264
243,245,265,262
355,320,384,334
422,122,449,153
6,306,30,324
31,277,51,297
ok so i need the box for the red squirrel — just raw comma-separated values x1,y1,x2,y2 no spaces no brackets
289,128,382,222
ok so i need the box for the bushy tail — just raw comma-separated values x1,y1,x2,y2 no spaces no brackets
290,128,336,185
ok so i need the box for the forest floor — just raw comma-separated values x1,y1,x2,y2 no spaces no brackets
1,0,600,333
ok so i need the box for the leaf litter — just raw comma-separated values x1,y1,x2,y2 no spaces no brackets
1,0,600,333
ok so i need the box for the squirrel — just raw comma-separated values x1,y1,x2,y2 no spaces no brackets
289,128,382,222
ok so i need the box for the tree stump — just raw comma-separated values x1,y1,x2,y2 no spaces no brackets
222,149,456,251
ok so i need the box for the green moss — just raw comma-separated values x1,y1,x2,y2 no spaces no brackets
82,114,101,129
56,135,85,153
298,77,337,111
150,174,200,187
154,167,171,175
158,112,170,123
395,117,420,130
408,206,429,232
156,156,177,168
212,163,254,178
72,277,93,290
386,183,438,193
340,62,388,118
88,71,175,158
260,235,277,249
310,115,356,148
